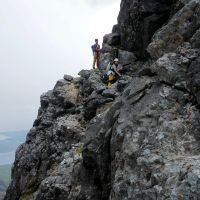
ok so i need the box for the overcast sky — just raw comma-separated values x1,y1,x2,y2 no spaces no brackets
0,0,120,132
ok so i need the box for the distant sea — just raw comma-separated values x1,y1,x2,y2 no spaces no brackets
0,130,27,190
0,130,27,165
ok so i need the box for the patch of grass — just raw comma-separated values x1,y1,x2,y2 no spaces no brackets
21,171,42,200
76,144,84,156
0,164,12,186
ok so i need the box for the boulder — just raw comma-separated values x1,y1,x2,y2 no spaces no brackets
64,74,73,82
103,33,120,46
118,49,137,66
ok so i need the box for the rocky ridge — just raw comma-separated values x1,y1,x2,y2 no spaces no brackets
4,0,200,199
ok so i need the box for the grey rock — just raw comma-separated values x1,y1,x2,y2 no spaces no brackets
103,33,120,46
116,0,174,58
190,28,200,48
54,79,68,89
102,88,118,98
100,48,118,70
150,41,200,89
82,79,200,200
101,43,113,53
118,49,137,66
78,69,91,79
99,52,112,71
153,53,188,88
187,55,200,104
63,74,73,82
147,0,200,59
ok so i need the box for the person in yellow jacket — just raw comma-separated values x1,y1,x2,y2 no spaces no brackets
107,58,121,87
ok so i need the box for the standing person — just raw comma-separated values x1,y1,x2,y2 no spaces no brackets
91,38,100,69
107,58,121,87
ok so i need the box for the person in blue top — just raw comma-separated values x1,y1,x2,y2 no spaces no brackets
91,38,100,69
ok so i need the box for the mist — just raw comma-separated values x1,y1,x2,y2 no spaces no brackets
0,0,120,132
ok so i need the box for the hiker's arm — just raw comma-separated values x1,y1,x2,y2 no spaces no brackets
113,65,121,76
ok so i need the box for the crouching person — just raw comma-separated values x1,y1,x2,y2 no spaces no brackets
107,58,121,87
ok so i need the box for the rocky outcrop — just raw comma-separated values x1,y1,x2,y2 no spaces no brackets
4,69,131,200
4,0,200,199
113,0,174,58
147,0,200,59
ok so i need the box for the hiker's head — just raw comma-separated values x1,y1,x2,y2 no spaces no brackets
95,38,98,44
113,58,119,65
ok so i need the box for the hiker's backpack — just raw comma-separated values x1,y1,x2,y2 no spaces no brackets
101,63,112,83
106,62,112,72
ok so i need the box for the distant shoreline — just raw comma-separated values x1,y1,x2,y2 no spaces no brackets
0,152,15,166
0,130,28,134
0,130,27,191
0,164,12,189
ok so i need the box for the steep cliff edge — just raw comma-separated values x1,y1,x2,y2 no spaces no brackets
4,0,200,199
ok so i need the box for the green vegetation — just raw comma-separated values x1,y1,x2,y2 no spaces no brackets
0,164,12,186
76,144,84,156
21,171,42,200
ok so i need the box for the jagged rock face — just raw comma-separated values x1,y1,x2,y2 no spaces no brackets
83,78,200,199
100,0,175,67
147,0,200,59
4,70,130,200
4,0,200,200
114,0,174,58
4,78,85,200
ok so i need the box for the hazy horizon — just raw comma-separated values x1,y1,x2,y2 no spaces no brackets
0,0,121,132
0,130,27,165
